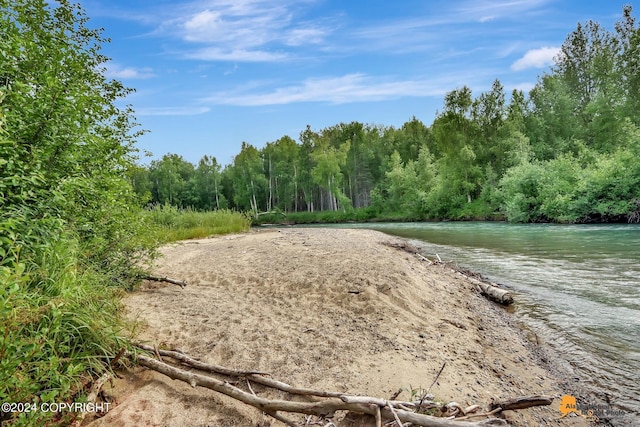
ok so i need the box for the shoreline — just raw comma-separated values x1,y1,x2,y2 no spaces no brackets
89,228,590,426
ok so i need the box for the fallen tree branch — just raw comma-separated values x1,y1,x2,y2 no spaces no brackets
427,362,446,395
488,395,553,411
454,408,502,421
136,344,342,398
132,351,507,426
139,275,188,288
387,400,403,426
72,372,111,427
339,396,420,408
374,404,382,427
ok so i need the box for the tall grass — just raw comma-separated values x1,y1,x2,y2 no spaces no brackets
144,204,251,243
0,236,129,426
0,206,248,425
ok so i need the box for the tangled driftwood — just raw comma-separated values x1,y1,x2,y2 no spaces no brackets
131,344,552,427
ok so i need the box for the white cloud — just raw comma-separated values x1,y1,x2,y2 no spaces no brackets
137,106,211,116
151,0,331,62
186,48,287,62
183,9,223,41
285,27,326,46
457,0,552,22
508,82,536,92
479,15,496,23
511,46,559,71
202,73,457,106
350,17,444,54
106,64,155,80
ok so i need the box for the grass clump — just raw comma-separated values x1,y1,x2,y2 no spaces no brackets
0,235,130,426
144,204,251,244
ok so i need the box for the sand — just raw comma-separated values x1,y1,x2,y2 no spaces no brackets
88,227,589,426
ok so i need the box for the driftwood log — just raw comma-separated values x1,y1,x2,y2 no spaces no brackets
134,352,507,427
136,344,343,398
489,395,553,411
455,272,514,305
383,242,513,305
130,345,554,427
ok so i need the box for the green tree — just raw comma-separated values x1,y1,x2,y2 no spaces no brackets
381,147,434,216
498,161,545,222
554,20,618,116
193,155,225,210
615,5,640,125
1,1,148,422
0,0,146,277
550,9,631,152
229,142,267,214
432,86,482,208
149,153,195,207
263,136,299,212
128,164,153,203
298,126,320,211
526,74,580,159
472,79,514,176
310,134,350,211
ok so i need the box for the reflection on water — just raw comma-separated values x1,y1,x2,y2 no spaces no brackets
313,222,640,424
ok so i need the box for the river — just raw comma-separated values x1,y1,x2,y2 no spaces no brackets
311,221,639,425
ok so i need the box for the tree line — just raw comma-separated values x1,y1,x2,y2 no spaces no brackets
132,5,640,223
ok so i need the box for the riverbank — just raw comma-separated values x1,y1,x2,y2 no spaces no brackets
89,228,589,426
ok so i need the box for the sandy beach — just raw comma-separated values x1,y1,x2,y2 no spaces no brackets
89,227,589,426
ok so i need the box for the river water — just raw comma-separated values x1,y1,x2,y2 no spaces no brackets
311,222,639,425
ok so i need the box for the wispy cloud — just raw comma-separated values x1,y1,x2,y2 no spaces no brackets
456,0,552,22
186,48,288,62
337,1,551,57
511,46,559,71
202,73,469,106
508,81,536,92
285,26,327,46
137,106,211,116
153,0,330,62
106,64,155,79
348,17,444,54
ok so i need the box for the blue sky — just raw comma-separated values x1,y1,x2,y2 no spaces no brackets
81,0,626,166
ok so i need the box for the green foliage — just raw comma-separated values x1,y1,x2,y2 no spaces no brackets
229,142,268,214
144,204,250,243
1,0,150,281
253,207,379,225
148,153,195,207
374,148,434,217
0,235,129,426
498,130,640,223
1,0,154,422
498,161,545,222
310,135,350,211
129,6,640,225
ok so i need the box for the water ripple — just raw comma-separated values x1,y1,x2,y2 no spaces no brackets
358,222,640,424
